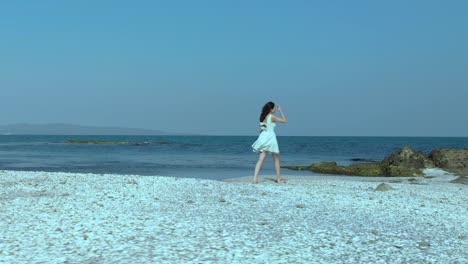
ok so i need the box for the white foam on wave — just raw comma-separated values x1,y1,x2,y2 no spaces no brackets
423,168,453,177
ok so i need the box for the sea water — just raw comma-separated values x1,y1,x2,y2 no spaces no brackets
0,135,467,180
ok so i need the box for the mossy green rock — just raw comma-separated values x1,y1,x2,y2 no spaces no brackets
382,165,424,177
310,162,384,176
382,147,433,169
66,140,130,145
285,161,424,177
284,147,426,177
285,147,468,178
284,162,384,176
428,149,468,176
65,140,168,146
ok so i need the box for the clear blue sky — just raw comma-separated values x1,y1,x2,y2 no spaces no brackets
1,0,467,136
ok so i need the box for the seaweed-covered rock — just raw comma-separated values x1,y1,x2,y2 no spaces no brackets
65,140,170,146
383,165,424,177
284,147,427,177
311,162,384,176
350,158,379,163
428,149,468,176
347,163,384,176
281,165,311,171
382,147,433,169
284,162,384,176
285,147,468,177
284,161,423,177
66,140,130,145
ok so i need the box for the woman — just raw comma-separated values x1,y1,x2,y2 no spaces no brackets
251,101,288,184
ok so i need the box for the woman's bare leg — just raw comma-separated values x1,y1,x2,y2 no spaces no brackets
253,152,268,183
272,153,283,184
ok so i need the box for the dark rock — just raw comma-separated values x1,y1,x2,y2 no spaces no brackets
127,179,138,185
284,147,427,177
130,141,172,146
351,158,379,163
66,140,130,145
286,161,402,176
308,162,383,176
282,165,311,171
309,162,350,175
66,140,172,146
428,149,468,176
374,183,394,191
407,178,427,185
417,241,431,248
289,159,421,177
129,142,149,146
450,176,468,185
389,179,403,183
384,165,423,177
284,147,467,177
382,147,433,169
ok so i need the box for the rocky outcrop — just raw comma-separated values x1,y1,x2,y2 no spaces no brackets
284,147,468,178
284,160,422,177
66,140,130,145
65,140,171,146
382,147,434,169
350,158,379,163
289,162,383,176
379,147,434,176
428,149,468,175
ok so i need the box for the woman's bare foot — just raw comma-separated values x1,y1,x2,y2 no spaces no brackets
253,177,260,184
275,178,285,184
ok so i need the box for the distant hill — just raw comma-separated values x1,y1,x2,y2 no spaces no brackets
0,123,173,135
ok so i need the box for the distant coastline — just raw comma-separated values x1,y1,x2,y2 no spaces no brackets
0,123,177,136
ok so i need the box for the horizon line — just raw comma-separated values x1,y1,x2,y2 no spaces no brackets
0,134,467,138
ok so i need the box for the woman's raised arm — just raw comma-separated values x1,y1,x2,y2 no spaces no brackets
272,106,287,123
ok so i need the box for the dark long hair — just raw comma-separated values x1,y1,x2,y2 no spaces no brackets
260,101,275,122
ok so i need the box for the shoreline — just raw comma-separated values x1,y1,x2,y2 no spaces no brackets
224,168,460,184
1,170,466,263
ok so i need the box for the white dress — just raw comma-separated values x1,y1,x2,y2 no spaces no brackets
252,114,280,154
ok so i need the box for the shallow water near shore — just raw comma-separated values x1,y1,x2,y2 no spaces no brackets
0,135,467,180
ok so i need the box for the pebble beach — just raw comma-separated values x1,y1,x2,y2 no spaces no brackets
0,170,467,263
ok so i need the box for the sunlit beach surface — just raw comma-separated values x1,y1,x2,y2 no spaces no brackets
0,170,466,263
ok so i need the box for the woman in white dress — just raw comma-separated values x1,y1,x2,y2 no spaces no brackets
252,101,288,184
